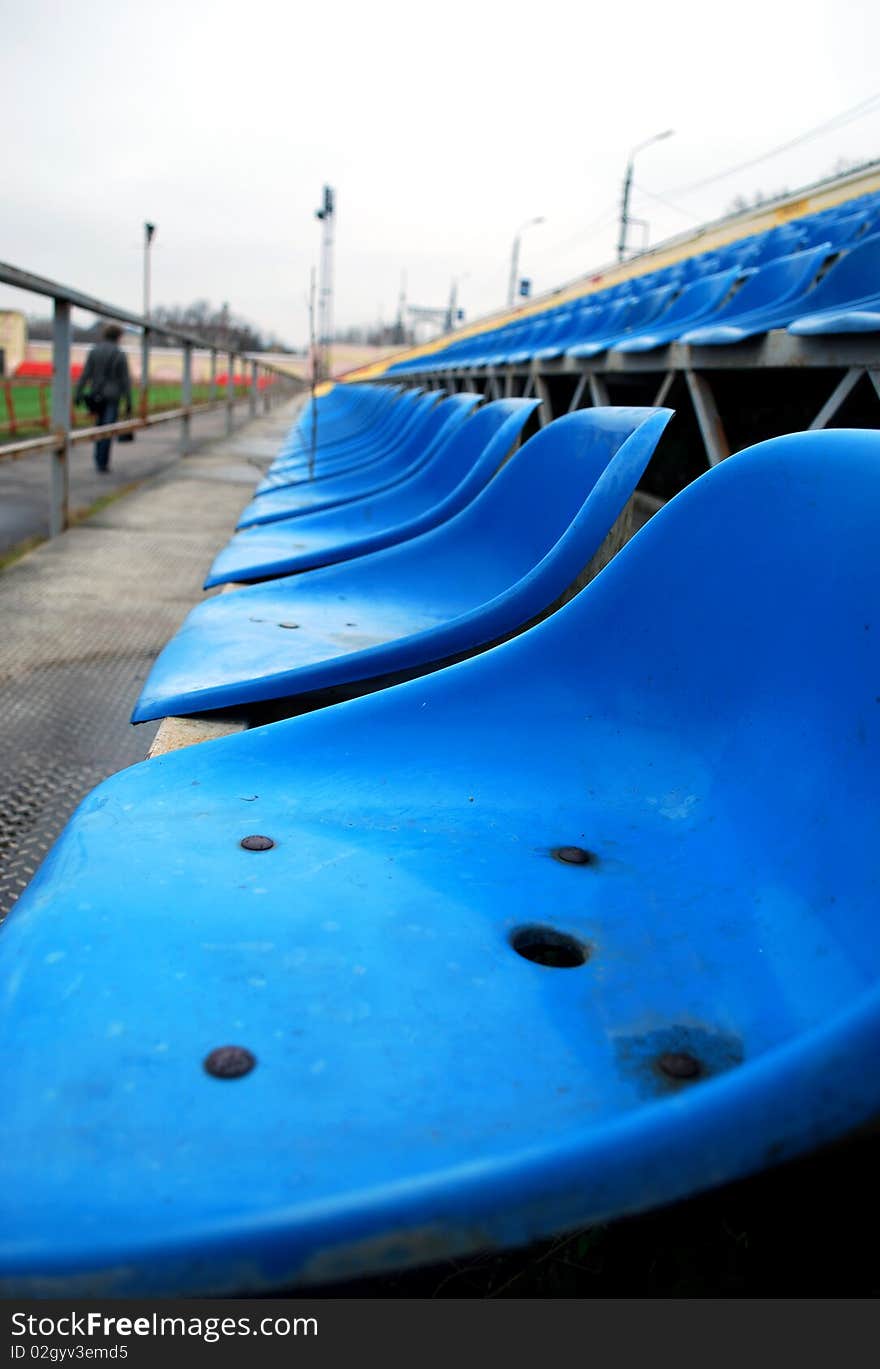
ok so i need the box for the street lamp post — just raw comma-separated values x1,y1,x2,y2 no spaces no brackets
446,272,470,332
507,216,545,309
142,222,156,319
617,130,674,262
141,222,156,421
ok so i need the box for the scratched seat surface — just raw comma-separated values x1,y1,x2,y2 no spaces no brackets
3,426,879,1297
205,399,538,584
134,407,671,721
240,394,480,524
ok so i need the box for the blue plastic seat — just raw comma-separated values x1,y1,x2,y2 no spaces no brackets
693,230,880,345
134,407,671,719
679,244,831,346
566,286,678,359
5,427,880,1297
257,388,436,490
206,399,539,584
242,394,481,524
788,302,880,335
612,268,745,353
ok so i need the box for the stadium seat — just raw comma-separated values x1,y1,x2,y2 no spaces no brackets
612,268,745,353
205,398,539,582
699,230,880,344
134,406,672,718
241,393,482,522
679,244,832,346
5,427,879,1297
566,285,679,359
257,387,436,489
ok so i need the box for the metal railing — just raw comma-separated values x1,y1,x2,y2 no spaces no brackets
0,260,304,537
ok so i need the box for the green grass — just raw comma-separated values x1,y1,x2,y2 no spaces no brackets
0,381,251,442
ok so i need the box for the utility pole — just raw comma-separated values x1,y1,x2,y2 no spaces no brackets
142,222,156,318
308,266,318,480
141,222,156,420
617,129,674,262
395,271,407,344
314,185,336,380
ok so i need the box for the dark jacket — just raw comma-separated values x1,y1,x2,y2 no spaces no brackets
75,341,133,406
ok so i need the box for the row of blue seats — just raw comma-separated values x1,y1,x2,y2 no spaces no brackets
3,381,880,1296
388,189,880,372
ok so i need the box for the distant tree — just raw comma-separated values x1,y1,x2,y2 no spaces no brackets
149,301,270,352
727,186,790,215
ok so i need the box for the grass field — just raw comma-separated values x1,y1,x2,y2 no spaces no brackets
0,381,251,441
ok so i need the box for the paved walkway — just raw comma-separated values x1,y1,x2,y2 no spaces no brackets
0,406,255,559
0,398,301,918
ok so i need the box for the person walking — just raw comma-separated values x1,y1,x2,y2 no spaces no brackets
74,323,133,473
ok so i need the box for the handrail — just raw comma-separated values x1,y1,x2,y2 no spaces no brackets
1,260,217,350
0,257,304,535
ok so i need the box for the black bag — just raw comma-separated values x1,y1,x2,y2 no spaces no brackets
117,430,135,444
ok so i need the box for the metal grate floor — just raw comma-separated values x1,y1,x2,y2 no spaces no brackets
0,402,299,920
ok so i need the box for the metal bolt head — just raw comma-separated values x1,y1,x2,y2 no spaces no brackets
204,1046,256,1079
553,845,596,866
241,834,274,852
658,1051,701,1081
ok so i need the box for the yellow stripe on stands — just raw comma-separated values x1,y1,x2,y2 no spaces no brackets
345,164,880,382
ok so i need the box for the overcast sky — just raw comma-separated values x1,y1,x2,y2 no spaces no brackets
2,0,879,346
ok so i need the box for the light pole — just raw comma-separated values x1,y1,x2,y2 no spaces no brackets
142,222,156,318
446,272,470,332
507,216,545,309
141,222,156,421
617,130,674,262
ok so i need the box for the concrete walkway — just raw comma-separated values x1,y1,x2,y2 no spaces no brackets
0,398,300,919
0,406,253,559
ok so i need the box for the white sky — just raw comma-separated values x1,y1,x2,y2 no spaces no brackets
1,0,879,347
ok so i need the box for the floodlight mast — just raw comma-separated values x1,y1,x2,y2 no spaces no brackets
314,186,336,380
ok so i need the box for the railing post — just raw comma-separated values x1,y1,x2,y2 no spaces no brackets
49,297,71,538
263,368,271,415
209,348,217,404
140,326,151,421
181,342,192,455
249,359,258,418
226,351,235,435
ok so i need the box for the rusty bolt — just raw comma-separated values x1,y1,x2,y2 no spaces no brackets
658,1051,701,1081
241,834,274,851
204,1046,256,1079
553,845,596,866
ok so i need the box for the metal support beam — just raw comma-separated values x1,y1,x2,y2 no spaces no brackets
653,370,676,407
180,343,192,455
809,367,863,430
685,369,730,466
533,373,553,427
521,374,536,400
567,371,589,413
49,298,71,537
226,352,235,435
869,368,880,402
588,373,610,407
249,359,259,418
504,369,514,398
